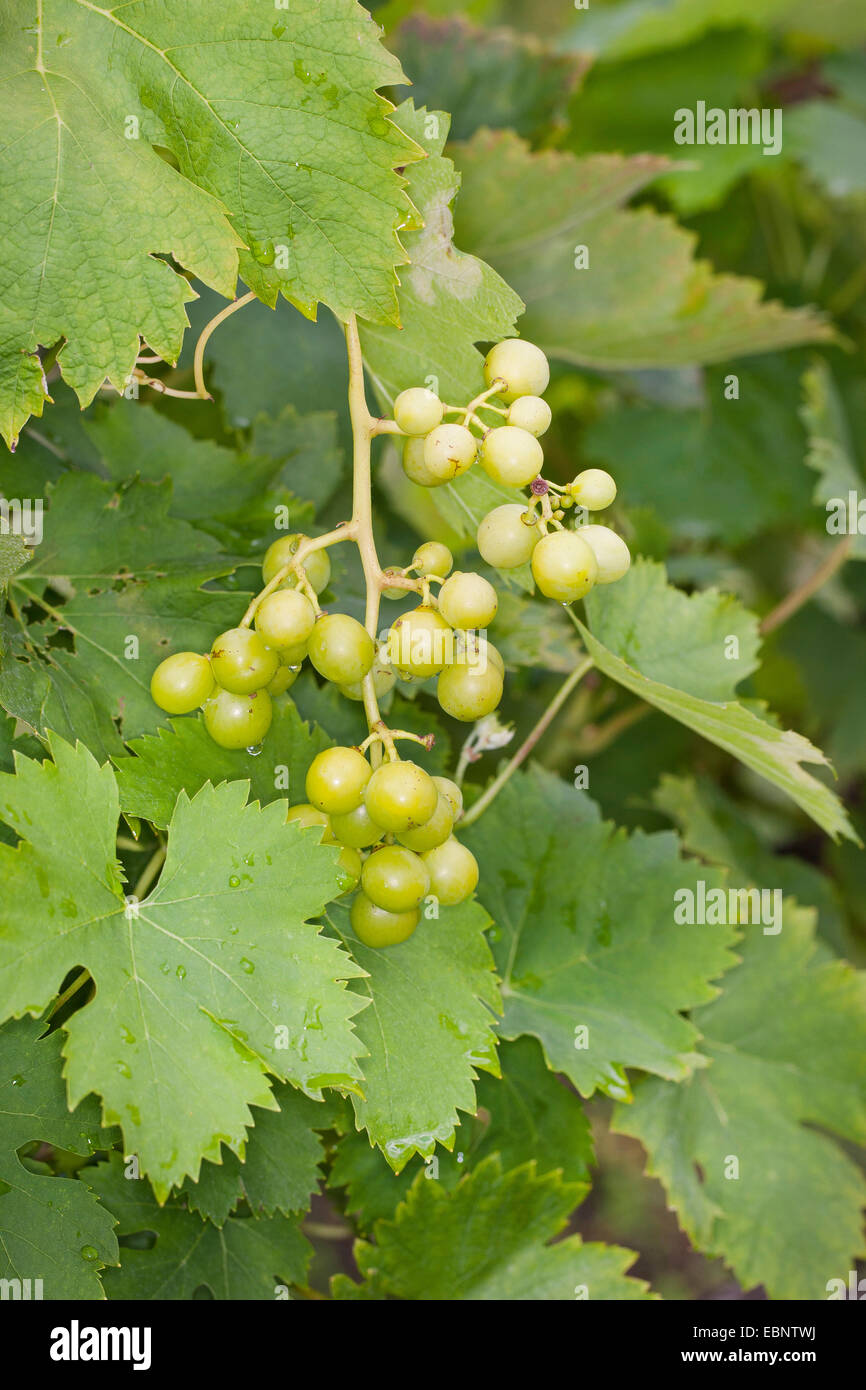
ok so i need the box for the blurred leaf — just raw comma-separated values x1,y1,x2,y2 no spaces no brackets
801,359,866,559
453,132,833,367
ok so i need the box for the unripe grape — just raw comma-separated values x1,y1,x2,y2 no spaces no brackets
570,469,617,511
531,530,598,603
413,541,453,577
286,803,335,839
262,534,331,593
394,386,444,436
210,628,279,695
281,640,309,667
437,572,498,629
452,632,504,675
477,504,541,569
480,426,544,488
350,893,419,949
484,339,550,403
437,662,503,722
254,588,316,651
308,613,375,685
306,746,371,815
365,760,438,833
330,801,385,849
203,688,272,749
433,775,464,818
402,436,443,488
506,395,552,437
339,647,396,702
386,606,453,680
336,845,362,893
361,845,430,913
267,663,299,696
423,423,477,481
151,652,215,714
421,837,479,906
398,792,454,851
578,525,631,583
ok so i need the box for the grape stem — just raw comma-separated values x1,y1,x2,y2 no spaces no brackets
759,534,853,635
238,525,357,628
460,655,595,828
193,290,257,399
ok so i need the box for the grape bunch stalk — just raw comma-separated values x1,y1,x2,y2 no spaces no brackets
149,325,630,947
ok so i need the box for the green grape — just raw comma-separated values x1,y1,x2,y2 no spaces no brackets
483,339,550,403
433,775,463,818
364,760,439,833
386,606,453,679
336,845,362,893
531,530,598,603
477,504,541,569
150,652,215,714
339,647,396,702
286,803,335,840
306,745,371,815
381,566,410,600
361,845,430,912
266,663,299,696
480,426,544,488
402,435,444,488
506,395,552,437
579,525,631,583
413,540,453,577
569,469,617,511
394,386,444,435
421,837,479,906
398,792,454,851
262,533,331,593
330,801,385,849
254,588,316,650
422,423,477,481
350,893,419,949
203,688,273,749
452,632,504,676
280,639,309,666
437,572,498,629
437,662,503,722
210,628,279,695
308,613,375,684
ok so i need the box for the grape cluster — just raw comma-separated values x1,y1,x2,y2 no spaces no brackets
398,338,631,603
147,335,630,948
293,751,477,946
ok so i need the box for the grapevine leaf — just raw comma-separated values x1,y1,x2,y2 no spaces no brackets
0,0,421,443
463,765,738,1097
179,1084,338,1226
89,1154,309,1300
1,474,239,754
82,402,319,541
329,1036,592,1226
801,359,866,559
652,773,853,958
614,903,866,1299
0,738,366,1198
585,357,815,543
113,701,332,830
327,897,501,1172
452,132,833,368
787,101,866,199
0,1016,118,1298
581,559,857,841
334,1156,652,1301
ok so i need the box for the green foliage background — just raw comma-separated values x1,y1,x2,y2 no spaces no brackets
0,0,865,1301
